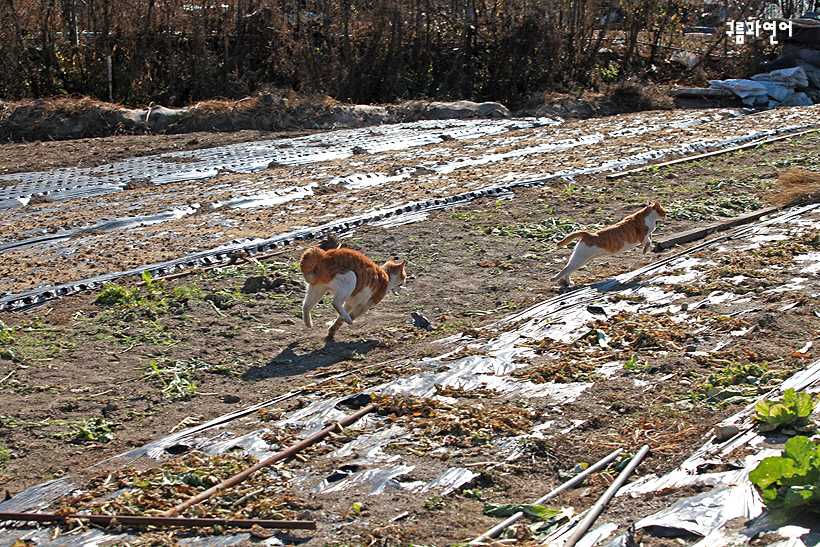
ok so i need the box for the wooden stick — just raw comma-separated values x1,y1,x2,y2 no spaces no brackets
0,511,316,530
561,445,650,547
468,447,623,545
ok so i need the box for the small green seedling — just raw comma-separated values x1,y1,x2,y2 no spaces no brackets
73,416,115,444
483,503,562,519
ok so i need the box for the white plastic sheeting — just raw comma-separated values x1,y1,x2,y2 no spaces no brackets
3,105,820,314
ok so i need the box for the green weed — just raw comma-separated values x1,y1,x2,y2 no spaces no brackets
488,218,587,242
95,284,142,307
72,416,115,444
96,275,204,314
143,358,215,398
0,320,15,345
666,195,763,221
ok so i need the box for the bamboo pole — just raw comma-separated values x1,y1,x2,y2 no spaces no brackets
0,512,315,530
160,403,377,518
468,447,623,545
561,444,650,547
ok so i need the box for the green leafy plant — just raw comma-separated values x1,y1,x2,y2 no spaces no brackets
73,416,115,444
750,435,820,513
146,358,204,398
423,494,445,511
623,354,652,373
0,320,14,345
483,503,562,519
142,270,164,296
95,284,142,307
487,218,586,242
755,388,817,435
700,362,773,403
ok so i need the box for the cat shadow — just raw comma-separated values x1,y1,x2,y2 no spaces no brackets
242,338,379,381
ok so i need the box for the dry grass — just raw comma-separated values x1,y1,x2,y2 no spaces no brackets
773,168,820,206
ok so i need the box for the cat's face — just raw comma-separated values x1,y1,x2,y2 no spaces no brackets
384,259,407,287
651,201,667,219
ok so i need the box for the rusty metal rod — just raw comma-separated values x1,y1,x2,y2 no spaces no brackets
468,447,623,545
0,511,316,530
562,444,650,547
160,403,377,518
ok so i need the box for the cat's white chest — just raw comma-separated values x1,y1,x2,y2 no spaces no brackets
644,212,660,236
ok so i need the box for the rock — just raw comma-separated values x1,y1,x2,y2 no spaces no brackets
752,66,809,89
145,105,185,130
795,60,820,88
242,276,276,294
781,92,814,106
426,100,510,119
713,422,741,441
116,105,187,131
411,312,433,330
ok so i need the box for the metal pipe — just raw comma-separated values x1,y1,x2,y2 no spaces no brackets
160,403,377,518
561,444,650,547
468,447,623,545
0,511,316,530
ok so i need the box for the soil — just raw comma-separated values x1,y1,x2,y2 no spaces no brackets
1,104,820,547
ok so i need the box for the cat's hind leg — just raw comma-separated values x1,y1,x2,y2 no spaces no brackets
302,283,327,327
551,242,605,285
327,317,345,337
328,271,357,327
327,295,371,338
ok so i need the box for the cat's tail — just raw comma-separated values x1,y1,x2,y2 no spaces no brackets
300,247,326,284
555,231,589,247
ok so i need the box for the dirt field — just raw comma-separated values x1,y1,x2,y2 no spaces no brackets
1,108,820,547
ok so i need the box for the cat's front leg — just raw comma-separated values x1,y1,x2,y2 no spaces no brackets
302,284,327,327
642,235,652,253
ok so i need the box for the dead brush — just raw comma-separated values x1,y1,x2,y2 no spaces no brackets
771,168,820,207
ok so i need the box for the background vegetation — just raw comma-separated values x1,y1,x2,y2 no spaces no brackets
0,0,817,108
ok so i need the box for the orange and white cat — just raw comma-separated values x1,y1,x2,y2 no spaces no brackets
300,246,407,337
552,201,667,286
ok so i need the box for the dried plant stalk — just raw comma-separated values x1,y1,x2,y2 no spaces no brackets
773,169,820,207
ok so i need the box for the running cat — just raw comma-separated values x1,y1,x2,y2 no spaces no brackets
300,246,407,337
552,201,666,286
